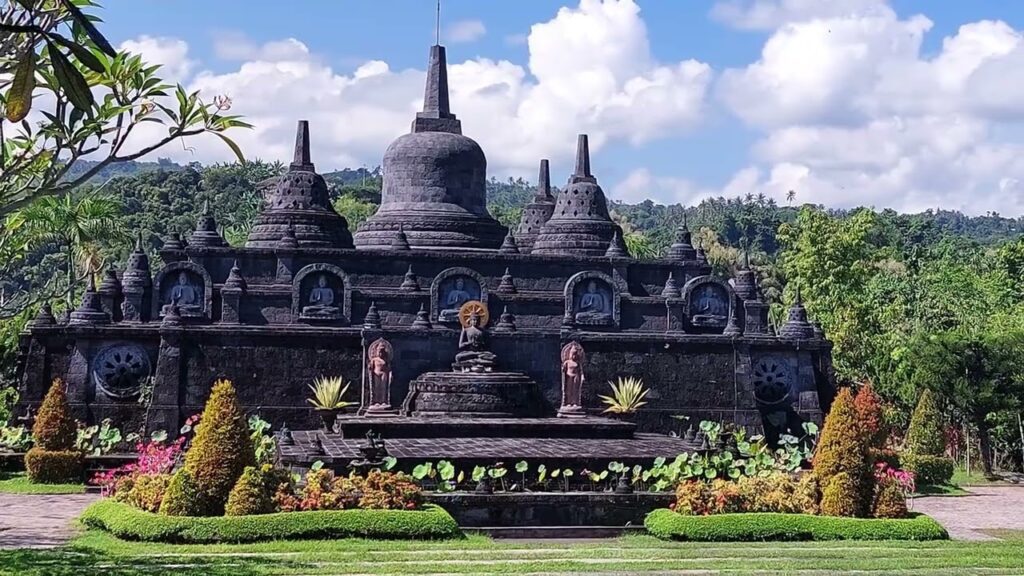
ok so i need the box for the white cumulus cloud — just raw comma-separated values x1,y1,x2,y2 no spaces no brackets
446,19,487,43
119,0,712,183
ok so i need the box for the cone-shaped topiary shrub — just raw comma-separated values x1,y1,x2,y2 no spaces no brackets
32,379,76,451
182,379,256,515
813,387,870,516
872,479,909,519
225,466,274,516
906,389,945,456
854,383,886,449
159,468,207,517
25,379,81,483
820,471,861,517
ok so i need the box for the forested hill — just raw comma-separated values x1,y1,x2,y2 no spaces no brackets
68,159,1022,252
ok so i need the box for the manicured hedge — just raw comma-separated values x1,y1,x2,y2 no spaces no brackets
645,510,948,542
81,500,462,543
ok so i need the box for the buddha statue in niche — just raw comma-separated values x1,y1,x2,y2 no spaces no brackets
575,280,612,324
438,277,473,322
692,284,728,326
302,274,341,318
164,271,202,316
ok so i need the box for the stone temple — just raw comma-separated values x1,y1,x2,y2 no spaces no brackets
16,44,836,467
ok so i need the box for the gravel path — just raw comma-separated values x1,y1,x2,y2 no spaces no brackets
0,492,99,549
913,486,1024,540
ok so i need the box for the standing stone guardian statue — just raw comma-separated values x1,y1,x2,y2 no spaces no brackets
365,338,395,415
558,341,586,418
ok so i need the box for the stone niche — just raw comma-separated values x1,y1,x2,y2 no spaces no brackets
564,271,620,327
293,263,350,324
431,267,487,324
683,276,732,333
153,262,212,320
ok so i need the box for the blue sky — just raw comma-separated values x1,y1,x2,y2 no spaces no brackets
97,1,1024,215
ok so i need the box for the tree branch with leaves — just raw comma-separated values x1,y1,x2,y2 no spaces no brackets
0,0,250,217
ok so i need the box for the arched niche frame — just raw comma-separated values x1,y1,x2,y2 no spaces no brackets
152,261,212,320
292,263,351,323
564,270,623,327
431,267,488,324
682,275,735,333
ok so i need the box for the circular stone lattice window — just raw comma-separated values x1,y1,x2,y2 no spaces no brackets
751,356,792,407
92,344,151,399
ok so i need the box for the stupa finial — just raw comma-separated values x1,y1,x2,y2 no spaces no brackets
574,134,591,178
423,45,451,118
292,120,312,167
537,159,552,200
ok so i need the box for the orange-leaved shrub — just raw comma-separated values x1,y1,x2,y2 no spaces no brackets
854,383,886,449
25,379,81,483
813,387,871,516
181,379,255,515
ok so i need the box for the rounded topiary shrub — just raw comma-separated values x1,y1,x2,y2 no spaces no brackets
159,468,208,517
906,389,945,457
24,448,81,484
903,453,955,486
32,379,76,451
225,466,274,516
119,473,172,513
182,379,256,515
872,480,909,519
820,472,861,517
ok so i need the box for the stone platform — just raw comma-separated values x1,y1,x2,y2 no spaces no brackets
279,430,696,471
335,415,636,439
405,371,540,418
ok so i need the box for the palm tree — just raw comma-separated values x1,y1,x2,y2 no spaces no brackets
14,192,125,308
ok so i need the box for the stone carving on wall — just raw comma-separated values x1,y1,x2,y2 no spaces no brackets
364,338,395,415
92,344,151,399
751,355,807,447
558,341,586,418
431,268,486,324
154,262,211,320
293,263,349,323
564,271,622,327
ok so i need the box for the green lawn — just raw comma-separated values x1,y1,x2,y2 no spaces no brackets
1,530,1023,575
0,472,85,495
913,483,971,497
951,467,1004,486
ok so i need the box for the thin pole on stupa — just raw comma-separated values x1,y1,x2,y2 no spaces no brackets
574,134,591,177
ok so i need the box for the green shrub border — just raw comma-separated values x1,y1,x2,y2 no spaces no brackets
81,500,462,543
645,509,948,541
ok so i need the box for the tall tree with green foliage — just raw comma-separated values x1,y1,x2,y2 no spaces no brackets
908,330,1024,474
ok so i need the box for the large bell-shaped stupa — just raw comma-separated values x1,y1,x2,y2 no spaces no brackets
353,45,507,250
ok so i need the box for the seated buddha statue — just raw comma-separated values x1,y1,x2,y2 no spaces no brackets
575,280,612,324
302,274,341,318
452,312,497,373
692,285,727,326
163,271,202,316
438,277,472,322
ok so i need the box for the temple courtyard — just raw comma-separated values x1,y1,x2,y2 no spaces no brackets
0,488,1023,574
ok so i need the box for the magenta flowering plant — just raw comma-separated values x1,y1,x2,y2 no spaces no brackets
90,413,201,495
874,462,916,495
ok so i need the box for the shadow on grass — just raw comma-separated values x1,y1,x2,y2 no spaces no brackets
913,484,971,497
0,548,301,576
